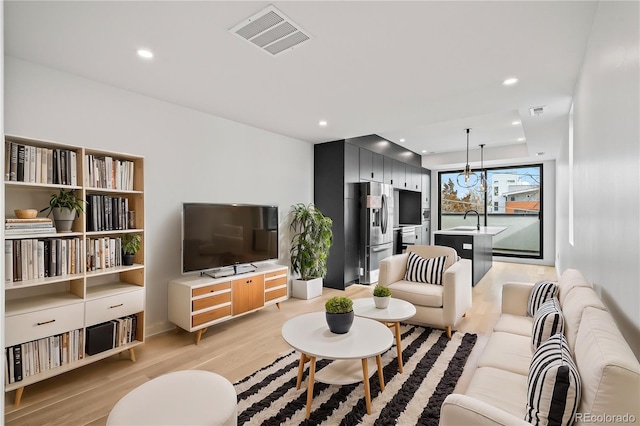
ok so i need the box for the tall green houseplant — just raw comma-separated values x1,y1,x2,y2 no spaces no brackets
289,203,333,281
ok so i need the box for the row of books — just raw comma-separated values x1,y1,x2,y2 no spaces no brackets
86,194,131,232
86,236,124,271
4,142,78,185
86,315,138,356
85,154,135,191
3,235,131,282
5,218,56,235
5,329,84,385
4,238,84,283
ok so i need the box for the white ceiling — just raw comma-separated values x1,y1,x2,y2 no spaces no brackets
4,1,598,167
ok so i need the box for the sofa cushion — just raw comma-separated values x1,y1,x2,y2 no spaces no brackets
574,307,640,422
527,280,557,317
560,286,606,351
465,366,528,419
531,298,564,351
404,252,447,285
525,333,581,426
387,281,443,307
556,268,591,306
477,332,532,376
494,314,533,336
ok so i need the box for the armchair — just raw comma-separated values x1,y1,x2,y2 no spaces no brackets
378,245,472,338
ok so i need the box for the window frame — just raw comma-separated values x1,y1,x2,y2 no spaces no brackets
437,163,543,259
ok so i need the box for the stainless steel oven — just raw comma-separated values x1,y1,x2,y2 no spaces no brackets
400,226,416,253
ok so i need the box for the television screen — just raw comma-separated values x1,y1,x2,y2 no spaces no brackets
182,203,279,274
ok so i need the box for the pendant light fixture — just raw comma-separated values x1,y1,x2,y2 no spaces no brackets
456,128,479,188
479,143,487,192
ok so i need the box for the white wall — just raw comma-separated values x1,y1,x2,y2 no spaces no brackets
4,57,314,335
556,2,640,357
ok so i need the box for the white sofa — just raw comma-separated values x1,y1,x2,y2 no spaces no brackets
378,245,472,338
440,269,640,426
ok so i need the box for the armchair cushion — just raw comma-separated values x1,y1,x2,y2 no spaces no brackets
387,280,443,307
404,252,447,284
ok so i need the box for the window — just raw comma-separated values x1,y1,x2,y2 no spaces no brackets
438,164,543,258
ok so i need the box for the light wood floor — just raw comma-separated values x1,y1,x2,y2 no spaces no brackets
4,261,556,426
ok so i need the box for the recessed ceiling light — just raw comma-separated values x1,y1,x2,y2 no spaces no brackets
503,77,518,86
137,48,154,59
512,120,521,125
421,150,426,153
318,120,328,127
518,137,525,142
399,138,406,143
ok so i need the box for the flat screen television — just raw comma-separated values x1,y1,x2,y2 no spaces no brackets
181,203,279,274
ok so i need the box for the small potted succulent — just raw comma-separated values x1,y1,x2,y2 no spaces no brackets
325,296,354,334
121,233,142,266
40,188,85,232
373,285,392,309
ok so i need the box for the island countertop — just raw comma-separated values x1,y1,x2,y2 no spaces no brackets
433,226,507,236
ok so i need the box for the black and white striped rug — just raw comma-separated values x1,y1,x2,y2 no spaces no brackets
234,324,477,425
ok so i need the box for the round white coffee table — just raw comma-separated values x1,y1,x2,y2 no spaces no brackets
281,312,393,419
352,298,417,373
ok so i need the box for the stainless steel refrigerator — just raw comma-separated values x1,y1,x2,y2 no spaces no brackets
359,182,394,284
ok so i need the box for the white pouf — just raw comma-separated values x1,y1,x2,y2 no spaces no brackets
107,370,237,426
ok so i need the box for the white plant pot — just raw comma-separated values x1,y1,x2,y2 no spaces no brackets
374,295,390,309
292,277,323,300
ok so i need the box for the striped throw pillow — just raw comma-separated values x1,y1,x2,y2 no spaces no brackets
531,298,564,351
525,333,581,426
527,280,558,317
404,252,447,285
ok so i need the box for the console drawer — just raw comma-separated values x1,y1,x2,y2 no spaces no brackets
192,282,231,297
265,276,287,289
86,289,144,327
265,287,287,302
265,269,286,279
5,302,84,347
192,305,231,327
192,292,231,312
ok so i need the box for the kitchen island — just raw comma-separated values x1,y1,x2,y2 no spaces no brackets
433,226,506,286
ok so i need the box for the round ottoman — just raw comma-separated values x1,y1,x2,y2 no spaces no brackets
107,370,237,426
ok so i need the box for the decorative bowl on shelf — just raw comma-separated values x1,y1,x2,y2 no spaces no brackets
14,209,38,219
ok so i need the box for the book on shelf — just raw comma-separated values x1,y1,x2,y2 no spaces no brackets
4,143,11,181
4,227,56,235
5,240,13,283
5,222,55,229
9,143,18,181
6,218,53,223
16,144,25,182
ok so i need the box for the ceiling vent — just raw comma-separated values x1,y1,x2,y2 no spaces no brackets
229,5,311,57
529,106,545,116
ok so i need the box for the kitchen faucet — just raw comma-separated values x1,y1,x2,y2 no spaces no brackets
464,210,480,231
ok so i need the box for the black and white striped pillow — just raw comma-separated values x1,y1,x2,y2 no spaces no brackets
404,252,447,285
525,333,581,426
527,280,558,317
531,298,564,350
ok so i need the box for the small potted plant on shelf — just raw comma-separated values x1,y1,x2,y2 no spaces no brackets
325,296,354,334
373,284,392,309
289,203,333,300
121,233,141,266
40,188,84,233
